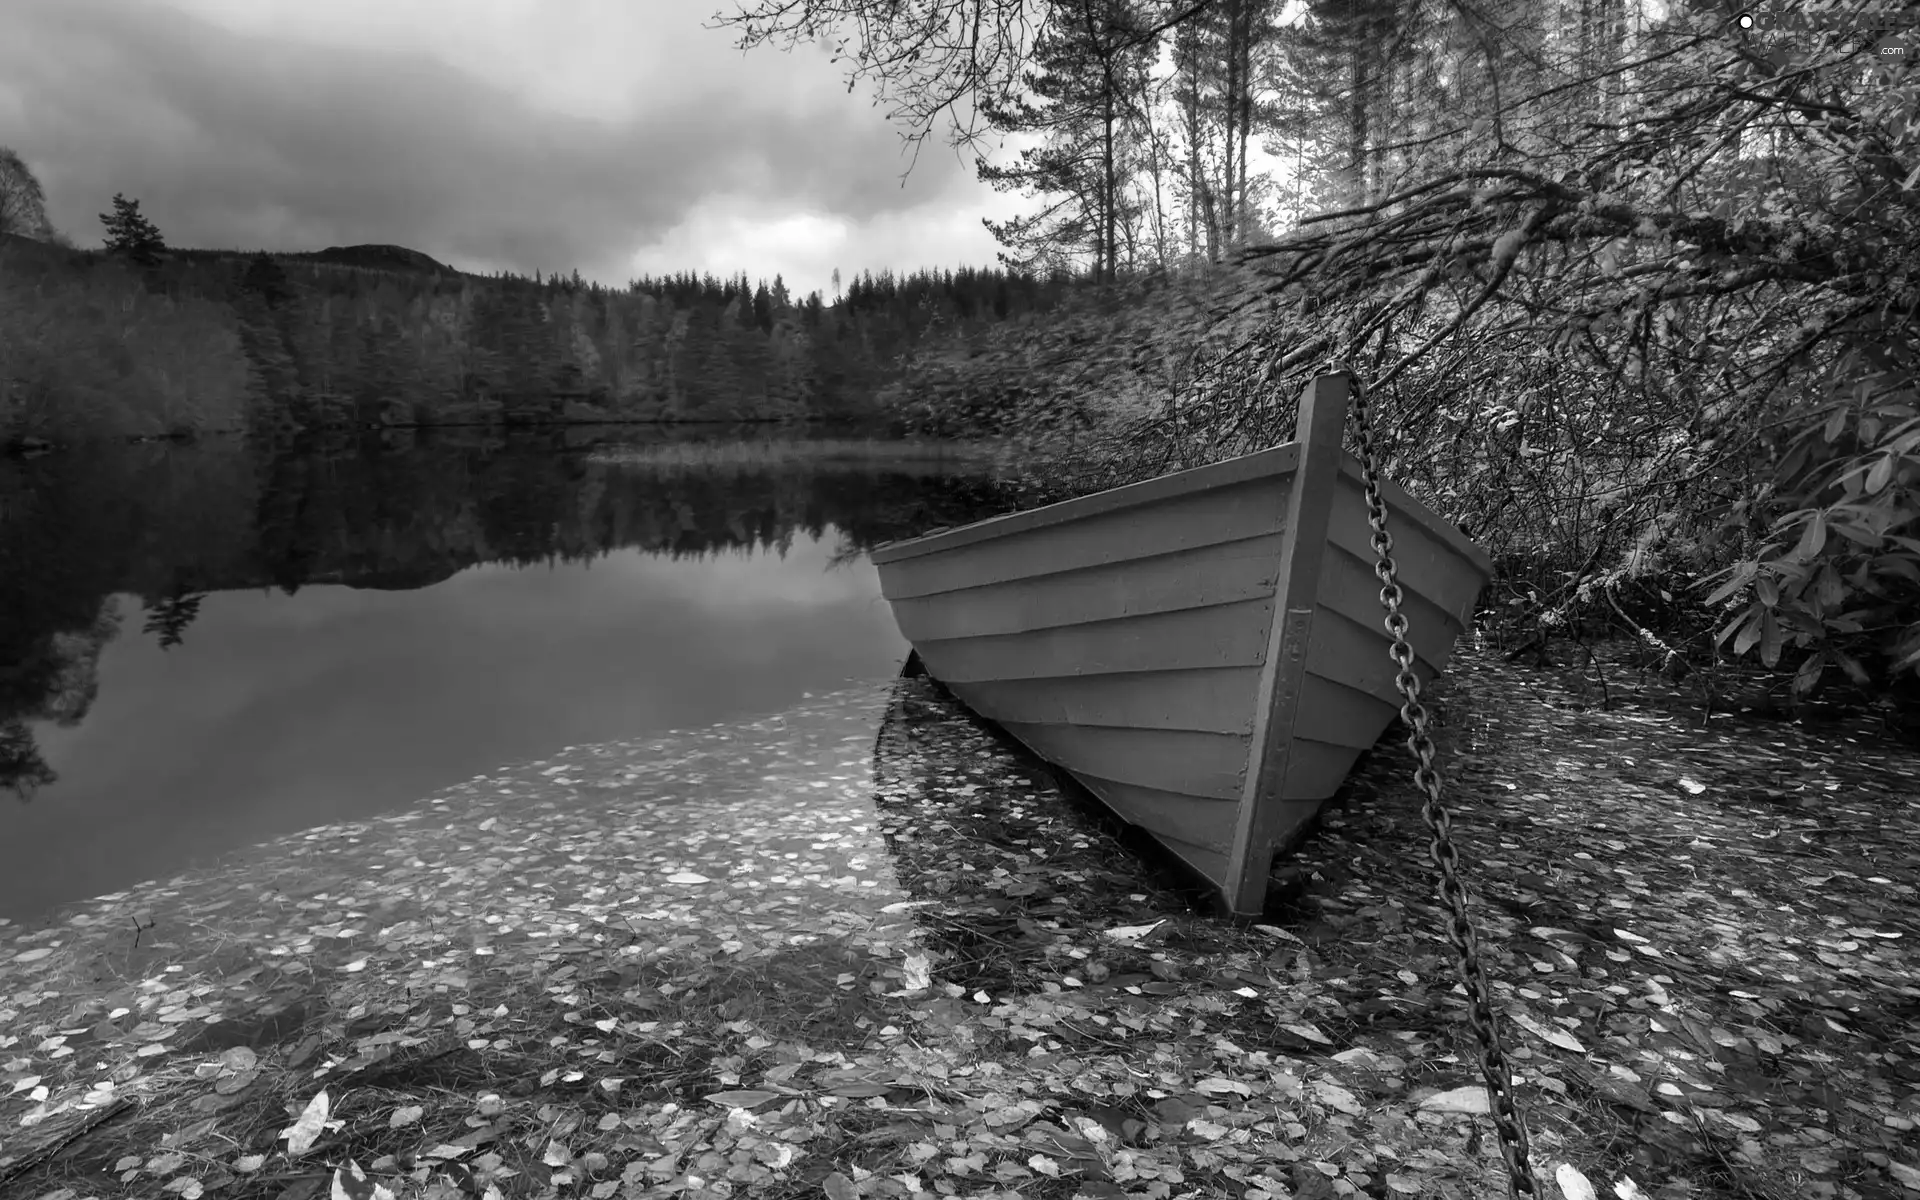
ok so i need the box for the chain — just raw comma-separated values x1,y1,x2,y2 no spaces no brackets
1343,370,1539,1200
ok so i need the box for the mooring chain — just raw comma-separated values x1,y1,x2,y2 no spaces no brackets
1342,370,1539,1200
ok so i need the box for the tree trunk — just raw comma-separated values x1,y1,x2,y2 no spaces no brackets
1181,56,1207,260
1236,1,1254,244
1221,0,1241,250
1104,49,1118,281
1350,41,1371,207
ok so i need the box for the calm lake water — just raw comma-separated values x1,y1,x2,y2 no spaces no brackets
0,425,1030,922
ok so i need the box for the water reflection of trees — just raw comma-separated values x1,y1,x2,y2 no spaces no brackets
0,431,1032,800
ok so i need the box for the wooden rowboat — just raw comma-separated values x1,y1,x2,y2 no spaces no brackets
869,373,1492,916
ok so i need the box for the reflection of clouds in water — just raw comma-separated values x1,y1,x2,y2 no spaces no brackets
0,535,910,922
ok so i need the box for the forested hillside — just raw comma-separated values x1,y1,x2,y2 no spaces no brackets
0,230,1079,442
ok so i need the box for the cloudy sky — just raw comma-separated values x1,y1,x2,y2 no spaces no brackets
0,0,1030,299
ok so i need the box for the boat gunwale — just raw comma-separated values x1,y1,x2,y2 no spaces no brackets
869,442,1298,566
870,440,1491,581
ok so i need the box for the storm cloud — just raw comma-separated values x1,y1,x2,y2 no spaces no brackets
0,0,1015,294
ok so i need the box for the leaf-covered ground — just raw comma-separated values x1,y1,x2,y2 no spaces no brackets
1,648,1915,1200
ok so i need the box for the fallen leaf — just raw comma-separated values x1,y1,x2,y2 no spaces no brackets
1251,924,1304,944
901,952,931,990
823,1170,860,1200
706,1090,783,1109
1418,1086,1490,1114
216,1047,257,1072
1193,1077,1251,1097
282,1089,330,1157
213,1068,259,1095
1509,1011,1587,1053
1309,1079,1363,1115
1555,1162,1597,1200
330,1158,395,1200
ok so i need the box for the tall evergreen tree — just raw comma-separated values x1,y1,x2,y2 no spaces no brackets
241,252,292,307
99,193,166,265
977,0,1157,281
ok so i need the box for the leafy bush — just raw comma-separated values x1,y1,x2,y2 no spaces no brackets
1702,342,1920,693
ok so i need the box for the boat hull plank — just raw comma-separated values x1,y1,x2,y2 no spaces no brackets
1069,774,1241,854
871,444,1302,573
1278,734,1374,803
887,535,1283,642
875,465,1293,600
1317,536,1472,658
1290,675,1404,750
932,665,1265,736
1330,461,1487,575
1308,602,1459,695
990,717,1250,801
916,595,1275,683
1327,472,1485,619
1142,831,1234,895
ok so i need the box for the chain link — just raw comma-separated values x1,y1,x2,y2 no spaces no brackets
1342,370,1539,1200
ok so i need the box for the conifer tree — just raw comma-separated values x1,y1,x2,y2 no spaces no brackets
978,0,1155,282
99,193,166,265
241,252,292,307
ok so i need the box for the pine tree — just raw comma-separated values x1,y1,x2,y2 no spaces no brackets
241,252,292,307
978,0,1156,282
752,281,775,333
99,193,166,265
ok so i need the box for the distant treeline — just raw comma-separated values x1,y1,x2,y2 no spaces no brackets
0,233,1088,443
